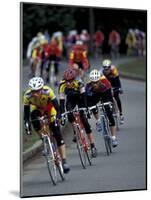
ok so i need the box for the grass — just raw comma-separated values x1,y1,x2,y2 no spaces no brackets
118,57,146,78
23,129,40,151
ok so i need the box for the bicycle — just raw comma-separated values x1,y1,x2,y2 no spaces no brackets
89,102,113,156
25,115,65,185
61,107,92,169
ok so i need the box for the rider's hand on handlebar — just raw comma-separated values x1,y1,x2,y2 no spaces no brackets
61,118,66,126
86,108,91,119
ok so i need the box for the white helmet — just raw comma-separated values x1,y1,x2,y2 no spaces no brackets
89,69,101,82
76,40,83,45
102,59,112,69
28,77,44,91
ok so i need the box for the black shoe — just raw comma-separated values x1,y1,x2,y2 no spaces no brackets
62,163,70,174
91,147,97,158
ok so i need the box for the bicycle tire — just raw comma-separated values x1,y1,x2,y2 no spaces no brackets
76,127,87,169
101,117,112,156
85,148,92,166
78,127,92,166
55,153,65,181
43,136,57,185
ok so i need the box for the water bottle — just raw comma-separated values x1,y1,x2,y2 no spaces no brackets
96,120,102,132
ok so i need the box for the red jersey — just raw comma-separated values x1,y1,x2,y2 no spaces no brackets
44,43,61,58
69,45,89,69
93,31,105,46
109,30,121,45
98,75,112,93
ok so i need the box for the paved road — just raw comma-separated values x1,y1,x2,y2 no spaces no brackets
21,77,146,197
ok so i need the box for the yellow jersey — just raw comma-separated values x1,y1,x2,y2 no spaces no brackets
59,78,85,99
23,85,56,110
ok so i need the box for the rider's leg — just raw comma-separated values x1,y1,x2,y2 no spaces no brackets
113,90,122,115
50,122,70,173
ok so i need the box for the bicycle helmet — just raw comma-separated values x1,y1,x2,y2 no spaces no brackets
63,68,77,81
76,40,83,45
89,69,101,82
28,77,44,91
102,59,112,69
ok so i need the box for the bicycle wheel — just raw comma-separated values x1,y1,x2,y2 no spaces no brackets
85,147,92,166
43,136,57,185
76,127,87,169
55,153,65,181
101,117,112,156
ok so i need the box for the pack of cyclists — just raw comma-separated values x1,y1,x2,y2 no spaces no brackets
24,29,130,174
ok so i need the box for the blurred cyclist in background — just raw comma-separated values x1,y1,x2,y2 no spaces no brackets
79,29,90,53
23,77,70,173
125,29,137,56
93,29,105,58
101,59,124,124
59,68,97,157
134,29,146,56
52,31,64,55
108,30,121,59
86,69,118,148
44,37,62,85
65,30,79,58
68,40,90,79
26,32,48,77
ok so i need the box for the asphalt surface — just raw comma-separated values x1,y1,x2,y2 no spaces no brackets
21,59,146,197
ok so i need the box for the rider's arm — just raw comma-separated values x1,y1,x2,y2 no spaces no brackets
79,81,88,108
24,105,30,122
23,91,31,122
23,91,33,134
68,51,74,67
60,99,65,114
58,80,66,114
82,51,89,70
51,98,61,117
112,66,122,89
114,76,122,88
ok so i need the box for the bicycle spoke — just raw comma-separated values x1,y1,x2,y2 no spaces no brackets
44,136,57,185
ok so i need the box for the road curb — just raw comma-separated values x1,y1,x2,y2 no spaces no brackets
23,126,66,163
23,140,42,163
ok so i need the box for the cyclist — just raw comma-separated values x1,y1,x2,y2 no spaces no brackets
44,37,62,85
101,59,124,124
68,40,90,79
108,29,121,59
86,69,118,148
125,29,137,56
93,29,105,58
31,40,48,77
59,68,97,157
23,77,70,173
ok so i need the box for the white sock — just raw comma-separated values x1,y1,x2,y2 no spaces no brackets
112,136,116,140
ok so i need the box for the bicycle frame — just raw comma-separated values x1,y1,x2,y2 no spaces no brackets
73,112,89,151
89,102,112,155
61,107,92,168
31,115,65,185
